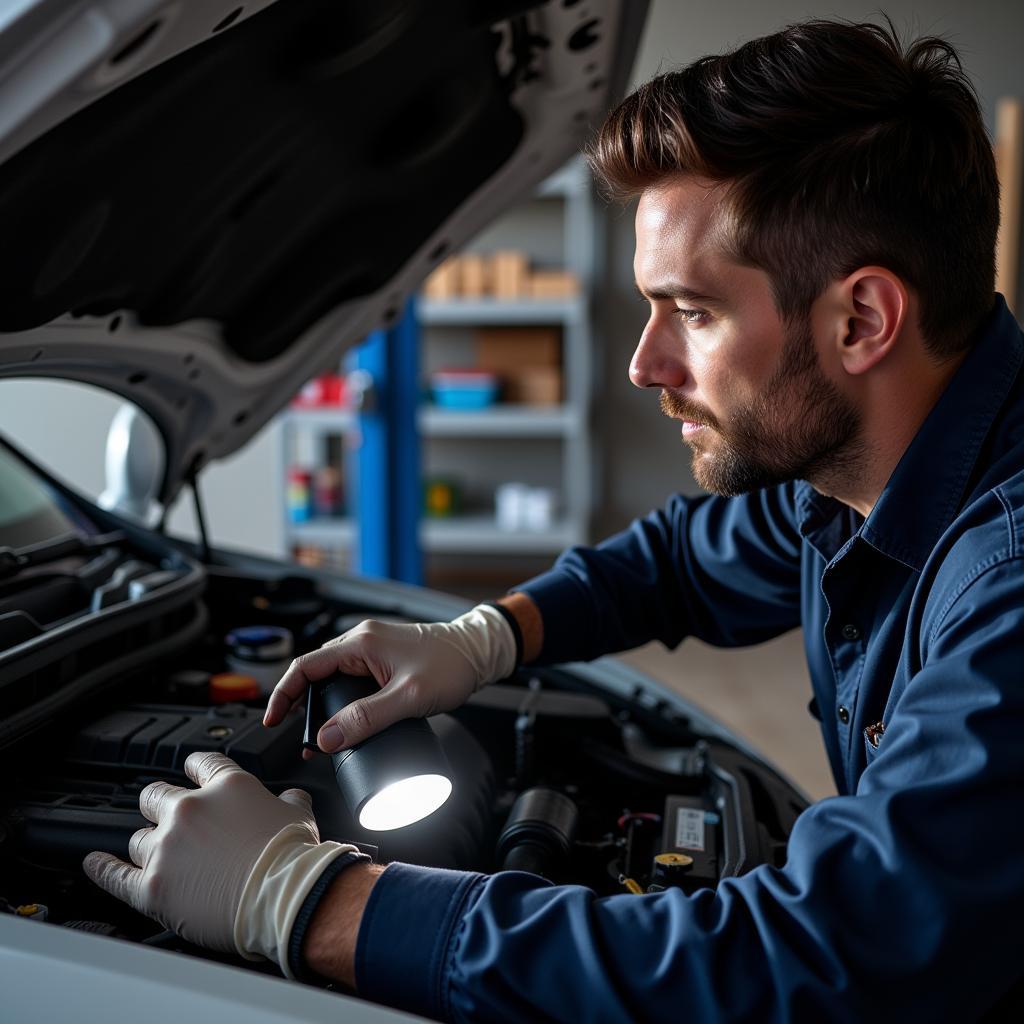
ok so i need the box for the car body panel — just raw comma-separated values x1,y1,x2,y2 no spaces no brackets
0,913,426,1023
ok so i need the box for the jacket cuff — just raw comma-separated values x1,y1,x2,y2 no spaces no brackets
355,862,485,1020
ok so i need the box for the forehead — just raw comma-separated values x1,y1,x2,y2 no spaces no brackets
634,177,732,281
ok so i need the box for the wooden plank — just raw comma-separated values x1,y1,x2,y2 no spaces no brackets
995,98,1024,315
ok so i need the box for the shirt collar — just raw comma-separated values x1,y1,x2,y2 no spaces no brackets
794,295,1023,571
860,295,1023,569
791,482,851,561
790,294,1024,569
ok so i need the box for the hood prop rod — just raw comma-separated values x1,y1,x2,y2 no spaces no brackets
187,462,211,564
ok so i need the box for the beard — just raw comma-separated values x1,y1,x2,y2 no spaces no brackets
660,317,864,497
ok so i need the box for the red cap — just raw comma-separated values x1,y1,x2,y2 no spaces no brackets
209,672,261,704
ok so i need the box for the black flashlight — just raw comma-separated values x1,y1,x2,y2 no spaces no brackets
304,673,453,831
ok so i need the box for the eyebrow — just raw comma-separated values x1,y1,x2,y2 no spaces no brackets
634,281,722,307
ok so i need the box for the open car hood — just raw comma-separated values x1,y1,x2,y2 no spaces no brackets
0,0,647,505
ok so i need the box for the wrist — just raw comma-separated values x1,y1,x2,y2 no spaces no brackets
300,861,386,988
233,828,362,977
498,592,543,663
441,603,519,686
483,600,524,666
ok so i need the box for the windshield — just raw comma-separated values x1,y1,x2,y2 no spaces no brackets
0,442,92,551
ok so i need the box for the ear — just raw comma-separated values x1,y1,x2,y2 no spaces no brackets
835,268,908,376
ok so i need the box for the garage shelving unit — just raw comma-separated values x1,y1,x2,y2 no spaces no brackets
281,157,600,575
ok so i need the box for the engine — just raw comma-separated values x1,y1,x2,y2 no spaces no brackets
0,559,806,971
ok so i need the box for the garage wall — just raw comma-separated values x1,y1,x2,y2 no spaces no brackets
594,0,1024,538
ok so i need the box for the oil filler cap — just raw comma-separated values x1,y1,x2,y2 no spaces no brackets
652,851,694,887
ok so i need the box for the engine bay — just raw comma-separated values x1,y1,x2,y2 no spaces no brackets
0,549,807,978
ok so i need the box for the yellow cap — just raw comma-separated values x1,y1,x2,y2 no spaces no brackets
654,852,694,868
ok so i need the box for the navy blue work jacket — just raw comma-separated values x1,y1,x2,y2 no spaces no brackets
354,296,1024,1022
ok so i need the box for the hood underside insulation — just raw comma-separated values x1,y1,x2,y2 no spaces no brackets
0,0,540,361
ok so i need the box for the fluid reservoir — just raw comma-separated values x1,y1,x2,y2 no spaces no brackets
224,625,293,695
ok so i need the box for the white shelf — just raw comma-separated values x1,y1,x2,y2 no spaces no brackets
418,297,583,325
286,516,574,555
287,518,355,546
285,407,355,431
421,516,577,554
288,404,578,438
420,404,577,437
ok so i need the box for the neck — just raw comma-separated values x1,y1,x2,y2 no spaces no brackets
809,349,969,518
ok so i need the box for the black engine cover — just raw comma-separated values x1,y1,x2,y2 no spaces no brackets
7,703,496,872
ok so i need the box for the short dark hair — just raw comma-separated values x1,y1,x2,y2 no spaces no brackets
590,18,1000,358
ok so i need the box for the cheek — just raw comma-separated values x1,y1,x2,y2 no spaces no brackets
688,332,754,409
711,324,785,397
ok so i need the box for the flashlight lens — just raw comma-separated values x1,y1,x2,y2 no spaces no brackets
357,774,453,831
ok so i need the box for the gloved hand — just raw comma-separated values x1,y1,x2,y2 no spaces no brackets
83,751,359,977
263,604,518,753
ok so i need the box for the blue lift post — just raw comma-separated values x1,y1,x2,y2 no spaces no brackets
351,301,423,585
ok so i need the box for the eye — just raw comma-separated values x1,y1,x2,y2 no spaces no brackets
674,308,708,325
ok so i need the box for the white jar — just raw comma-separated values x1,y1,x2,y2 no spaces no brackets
225,625,294,696
495,482,530,531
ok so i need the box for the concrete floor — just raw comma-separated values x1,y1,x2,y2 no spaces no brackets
619,630,837,802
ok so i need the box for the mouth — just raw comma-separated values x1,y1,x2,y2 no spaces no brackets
659,391,715,439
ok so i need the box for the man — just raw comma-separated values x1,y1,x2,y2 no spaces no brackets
85,18,1024,1022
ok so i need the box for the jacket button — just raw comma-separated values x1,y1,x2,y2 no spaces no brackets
841,623,861,641
837,705,850,724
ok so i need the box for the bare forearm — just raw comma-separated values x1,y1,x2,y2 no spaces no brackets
300,861,386,988
498,591,544,663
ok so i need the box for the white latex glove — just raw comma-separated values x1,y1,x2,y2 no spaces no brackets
263,604,517,754
83,751,358,976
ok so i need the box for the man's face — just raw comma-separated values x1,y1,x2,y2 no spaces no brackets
632,177,862,496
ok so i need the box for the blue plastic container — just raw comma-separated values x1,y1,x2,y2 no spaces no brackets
430,370,499,410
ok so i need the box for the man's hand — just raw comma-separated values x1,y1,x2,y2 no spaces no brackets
264,598,538,755
83,752,360,976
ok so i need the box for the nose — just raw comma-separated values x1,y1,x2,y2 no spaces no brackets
629,316,688,390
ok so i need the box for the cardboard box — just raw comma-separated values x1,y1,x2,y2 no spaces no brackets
422,258,460,300
491,250,529,298
476,327,562,405
459,254,489,297
527,269,579,299
514,366,562,405
476,327,561,373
